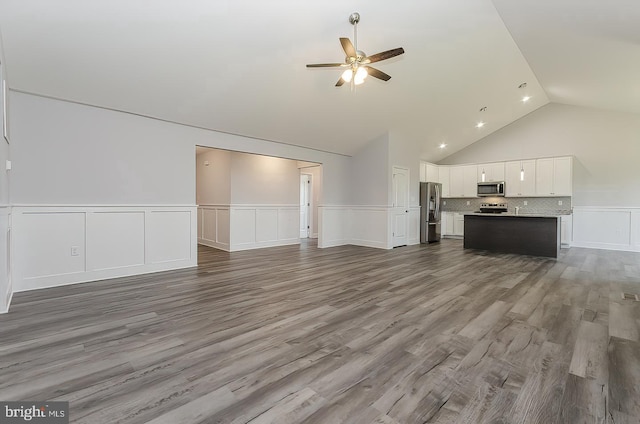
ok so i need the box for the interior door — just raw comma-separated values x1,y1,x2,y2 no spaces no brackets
299,174,310,238
392,166,409,247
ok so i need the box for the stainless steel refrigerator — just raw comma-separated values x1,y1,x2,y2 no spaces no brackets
420,182,442,243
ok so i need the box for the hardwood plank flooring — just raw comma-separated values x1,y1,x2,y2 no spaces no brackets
1,239,639,423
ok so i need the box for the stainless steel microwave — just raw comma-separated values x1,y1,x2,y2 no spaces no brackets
477,181,505,197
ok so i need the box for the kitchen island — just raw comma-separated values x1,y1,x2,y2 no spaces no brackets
463,213,560,258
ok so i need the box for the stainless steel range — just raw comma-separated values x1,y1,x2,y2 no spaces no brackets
477,203,508,214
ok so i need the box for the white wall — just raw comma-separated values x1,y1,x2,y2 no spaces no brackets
11,93,195,205
438,103,640,207
389,131,422,208
230,153,299,205
196,149,231,205
349,133,389,206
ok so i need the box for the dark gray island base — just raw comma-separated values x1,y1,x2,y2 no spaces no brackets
464,214,560,258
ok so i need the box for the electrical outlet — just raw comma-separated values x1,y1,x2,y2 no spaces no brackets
443,201,446,205
466,201,470,205
71,246,79,256
523,201,528,206
558,200,563,206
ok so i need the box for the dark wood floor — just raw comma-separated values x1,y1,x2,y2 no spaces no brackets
1,239,639,423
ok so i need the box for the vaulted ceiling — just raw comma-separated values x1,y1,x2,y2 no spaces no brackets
0,1,638,162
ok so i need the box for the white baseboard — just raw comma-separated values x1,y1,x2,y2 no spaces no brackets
198,238,231,252
1,290,12,314
231,238,300,251
16,261,196,293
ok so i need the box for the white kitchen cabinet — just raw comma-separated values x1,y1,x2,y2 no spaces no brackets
561,214,572,247
426,163,439,183
453,213,465,236
420,162,440,183
506,160,536,197
448,165,477,197
535,158,554,195
477,162,505,182
439,166,450,197
536,157,572,196
441,212,453,236
441,211,463,237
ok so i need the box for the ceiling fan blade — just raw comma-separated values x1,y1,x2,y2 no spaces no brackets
365,47,405,64
365,66,391,81
335,77,346,87
340,37,357,58
306,63,346,68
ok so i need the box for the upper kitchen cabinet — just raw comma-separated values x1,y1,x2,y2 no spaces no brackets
448,164,477,198
420,162,439,183
505,160,536,197
477,162,505,183
535,157,573,196
438,166,450,197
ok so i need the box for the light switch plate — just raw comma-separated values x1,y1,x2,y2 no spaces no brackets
524,201,528,206
558,200,563,206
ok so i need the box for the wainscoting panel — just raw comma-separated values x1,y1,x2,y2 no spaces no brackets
201,208,217,243
318,206,349,248
278,207,300,242
147,210,193,264
318,206,392,249
0,207,11,314
197,206,230,251
19,212,86,279
12,206,197,293
350,207,389,249
231,208,257,247
631,210,640,251
216,209,230,246
256,208,278,243
87,211,145,271
409,206,421,246
572,207,639,252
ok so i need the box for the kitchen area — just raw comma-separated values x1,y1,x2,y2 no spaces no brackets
419,156,574,257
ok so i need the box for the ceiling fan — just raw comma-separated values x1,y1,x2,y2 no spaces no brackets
306,12,405,87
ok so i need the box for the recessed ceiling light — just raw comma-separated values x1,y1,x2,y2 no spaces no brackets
522,96,531,102
439,143,447,149
476,122,485,128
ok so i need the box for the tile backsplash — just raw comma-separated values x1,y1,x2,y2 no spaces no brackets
441,196,572,215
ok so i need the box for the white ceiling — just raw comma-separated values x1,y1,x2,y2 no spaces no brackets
0,1,638,162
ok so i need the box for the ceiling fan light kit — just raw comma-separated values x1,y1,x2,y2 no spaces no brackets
306,12,405,88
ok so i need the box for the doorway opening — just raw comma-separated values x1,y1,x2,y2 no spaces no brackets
195,146,321,258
